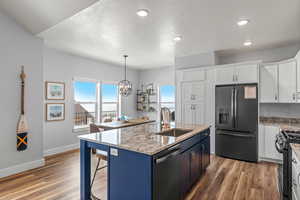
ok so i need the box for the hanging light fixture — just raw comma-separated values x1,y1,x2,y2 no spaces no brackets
119,55,132,97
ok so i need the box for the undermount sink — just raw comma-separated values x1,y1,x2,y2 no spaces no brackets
156,128,192,137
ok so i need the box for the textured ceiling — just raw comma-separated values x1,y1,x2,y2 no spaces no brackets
1,0,300,69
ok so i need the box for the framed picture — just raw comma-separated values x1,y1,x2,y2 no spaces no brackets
46,82,65,100
46,103,65,121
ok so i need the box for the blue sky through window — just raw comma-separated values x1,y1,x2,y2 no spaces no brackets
102,84,118,102
74,81,96,102
160,85,175,102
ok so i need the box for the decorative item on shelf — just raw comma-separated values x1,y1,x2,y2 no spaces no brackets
17,66,28,151
45,81,65,100
46,103,65,121
136,83,157,112
119,55,132,97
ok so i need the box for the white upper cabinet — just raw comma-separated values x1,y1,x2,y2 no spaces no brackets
235,64,258,84
181,82,205,102
260,64,278,103
216,64,258,85
278,61,297,103
215,66,235,85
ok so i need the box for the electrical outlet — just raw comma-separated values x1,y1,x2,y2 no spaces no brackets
110,148,118,156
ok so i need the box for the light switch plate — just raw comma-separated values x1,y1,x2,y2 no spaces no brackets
110,148,118,156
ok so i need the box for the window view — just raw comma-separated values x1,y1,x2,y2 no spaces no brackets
101,84,119,122
160,85,175,121
73,81,120,129
74,81,97,129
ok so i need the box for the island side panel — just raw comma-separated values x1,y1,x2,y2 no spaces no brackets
80,140,91,200
109,147,152,200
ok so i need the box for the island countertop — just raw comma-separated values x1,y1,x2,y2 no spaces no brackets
78,122,210,155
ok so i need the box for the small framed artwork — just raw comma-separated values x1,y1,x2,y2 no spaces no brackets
46,82,65,100
46,103,65,121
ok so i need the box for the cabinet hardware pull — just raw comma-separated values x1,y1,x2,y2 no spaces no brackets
293,93,296,101
275,94,278,101
292,158,297,164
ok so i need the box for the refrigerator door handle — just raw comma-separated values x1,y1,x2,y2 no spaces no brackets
231,88,235,127
234,88,238,128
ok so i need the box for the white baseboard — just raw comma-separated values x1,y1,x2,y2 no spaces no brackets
0,159,45,178
44,143,79,157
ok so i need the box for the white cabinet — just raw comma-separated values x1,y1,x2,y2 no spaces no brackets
260,60,297,103
182,82,205,102
182,103,205,125
259,124,282,162
215,67,235,85
181,81,205,125
278,61,297,103
235,64,259,84
216,64,258,85
260,64,278,103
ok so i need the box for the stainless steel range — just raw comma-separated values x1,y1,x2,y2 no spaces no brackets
276,129,300,200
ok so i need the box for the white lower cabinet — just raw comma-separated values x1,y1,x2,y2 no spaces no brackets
259,124,282,162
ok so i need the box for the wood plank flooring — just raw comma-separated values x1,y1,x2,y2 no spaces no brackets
0,150,280,200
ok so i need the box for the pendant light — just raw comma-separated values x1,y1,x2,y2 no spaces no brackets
119,55,132,97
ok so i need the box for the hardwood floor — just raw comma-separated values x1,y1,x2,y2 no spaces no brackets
0,150,280,200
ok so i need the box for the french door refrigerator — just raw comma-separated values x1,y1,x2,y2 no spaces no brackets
215,84,258,162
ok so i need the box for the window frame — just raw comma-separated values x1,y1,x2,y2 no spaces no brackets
158,84,176,122
100,82,121,122
72,78,121,132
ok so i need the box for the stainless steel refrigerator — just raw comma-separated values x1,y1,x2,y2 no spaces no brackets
215,84,258,162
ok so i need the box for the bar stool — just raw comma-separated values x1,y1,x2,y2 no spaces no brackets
90,124,108,200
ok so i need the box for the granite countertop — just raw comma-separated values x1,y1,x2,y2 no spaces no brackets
291,143,300,161
78,122,210,156
95,119,155,129
260,116,300,132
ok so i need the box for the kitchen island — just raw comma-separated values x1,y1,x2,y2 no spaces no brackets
79,122,210,200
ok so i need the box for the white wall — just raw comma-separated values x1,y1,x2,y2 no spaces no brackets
43,47,139,154
218,43,300,64
175,52,217,69
138,66,175,120
0,11,44,176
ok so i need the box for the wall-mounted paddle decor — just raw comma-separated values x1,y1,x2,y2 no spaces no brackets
17,66,28,151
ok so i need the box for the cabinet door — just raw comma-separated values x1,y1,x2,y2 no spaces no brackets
190,143,201,186
194,103,205,125
181,82,205,102
264,126,282,160
260,65,278,103
216,67,234,85
201,136,210,171
278,61,297,103
182,82,193,102
180,150,191,199
182,104,193,124
235,64,258,83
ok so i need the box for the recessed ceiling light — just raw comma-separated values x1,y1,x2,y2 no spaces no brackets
136,9,149,17
174,36,182,42
237,19,250,26
243,41,252,46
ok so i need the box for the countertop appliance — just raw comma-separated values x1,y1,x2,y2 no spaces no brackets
215,84,258,162
276,130,300,200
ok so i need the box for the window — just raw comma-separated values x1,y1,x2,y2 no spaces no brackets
73,79,120,130
160,85,175,121
101,84,119,122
